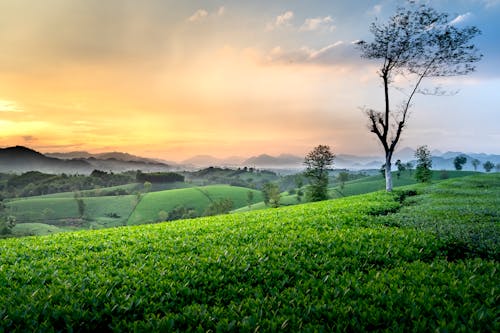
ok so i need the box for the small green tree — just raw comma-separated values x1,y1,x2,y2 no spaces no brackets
262,182,280,207
143,181,152,193
295,175,304,202
304,145,335,202
247,190,254,209
380,164,386,179
337,172,349,190
203,198,234,216
395,160,406,179
73,191,86,218
453,155,467,171
168,205,197,221
471,159,480,171
405,162,414,175
483,161,494,173
415,145,432,183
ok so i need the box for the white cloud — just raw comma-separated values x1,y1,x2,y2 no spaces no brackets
450,12,472,25
187,9,208,22
267,11,294,30
368,4,382,15
0,100,23,112
187,7,225,23
265,41,360,67
481,0,500,8
299,16,335,32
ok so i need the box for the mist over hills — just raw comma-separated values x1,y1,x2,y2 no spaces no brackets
0,146,172,174
1,146,498,174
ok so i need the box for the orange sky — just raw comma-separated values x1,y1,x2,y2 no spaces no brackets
1,1,499,161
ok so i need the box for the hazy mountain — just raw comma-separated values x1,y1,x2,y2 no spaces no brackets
242,154,304,168
46,151,94,159
0,146,172,174
181,155,245,167
46,151,160,164
0,146,91,174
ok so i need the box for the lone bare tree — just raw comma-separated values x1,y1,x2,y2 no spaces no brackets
356,2,481,191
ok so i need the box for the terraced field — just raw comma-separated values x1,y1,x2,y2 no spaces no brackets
0,174,498,331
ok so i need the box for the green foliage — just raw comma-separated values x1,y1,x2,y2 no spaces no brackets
304,145,335,201
167,206,197,221
262,182,280,207
74,192,86,218
3,171,137,198
143,181,152,193
0,174,497,331
415,145,432,183
395,159,406,179
246,190,254,208
186,167,279,189
136,171,185,184
337,172,349,190
453,155,467,171
129,185,262,225
471,158,480,171
483,161,494,173
203,198,233,216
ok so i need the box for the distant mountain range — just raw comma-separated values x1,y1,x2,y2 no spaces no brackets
46,151,161,164
1,145,498,174
179,147,500,171
0,146,172,174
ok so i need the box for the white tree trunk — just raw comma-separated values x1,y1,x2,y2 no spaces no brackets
385,157,393,192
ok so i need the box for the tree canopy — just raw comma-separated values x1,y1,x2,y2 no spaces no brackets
356,1,481,191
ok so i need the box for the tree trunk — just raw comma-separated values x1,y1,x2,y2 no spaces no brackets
385,155,393,192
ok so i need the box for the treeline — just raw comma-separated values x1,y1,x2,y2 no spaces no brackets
185,167,279,189
136,171,184,183
0,170,137,198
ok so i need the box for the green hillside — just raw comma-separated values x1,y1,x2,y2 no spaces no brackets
128,185,263,225
8,195,137,228
328,170,478,198
234,170,477,213
0,174,498,331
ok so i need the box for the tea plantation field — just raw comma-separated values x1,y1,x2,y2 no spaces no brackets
0,174,498,331
7,185,262,235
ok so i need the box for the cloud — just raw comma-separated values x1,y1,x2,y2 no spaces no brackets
187,9,208,22
266,11,294,30
266,41,360,67
187,7,225,23
371,5,382,15
22,135,37,142
450,12,472,25
300,16,335,32
0,100,23,112
481,0,500,8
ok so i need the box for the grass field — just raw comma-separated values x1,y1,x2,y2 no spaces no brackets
128,185,263,225
328,170,478,198
4,171,481,234
0,173,498,331
7,184,262,234
234,170,478,213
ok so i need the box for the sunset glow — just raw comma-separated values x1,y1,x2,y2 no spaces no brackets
1,0,499,161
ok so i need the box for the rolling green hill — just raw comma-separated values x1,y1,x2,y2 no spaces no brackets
234,170,478,213
6,184,262,235
128,185,263,225
0,174,498,331
8,195,138,229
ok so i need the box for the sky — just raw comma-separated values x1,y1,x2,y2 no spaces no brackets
0,0,499,161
